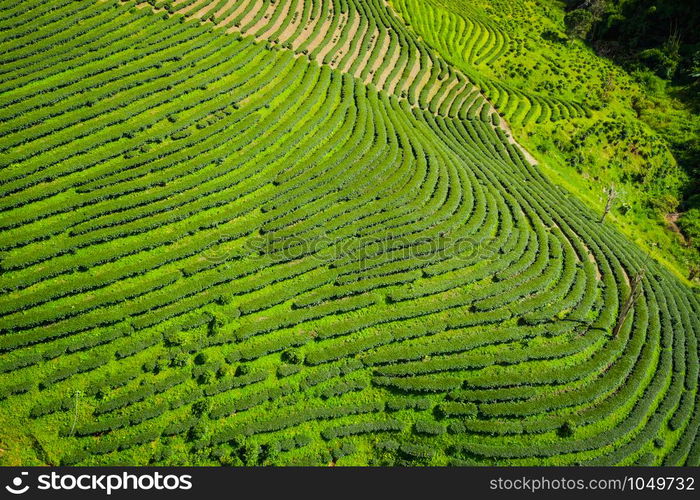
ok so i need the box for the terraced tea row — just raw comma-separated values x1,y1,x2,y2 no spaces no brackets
135,0,499,121
0,0,697,466
141,0,587,130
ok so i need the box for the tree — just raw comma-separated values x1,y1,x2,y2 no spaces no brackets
192,399,211,418
207,312,228,335
583,0,608,19
187,423,208,442
194,352,208,365
600,184,618,222
690,51,700,79
558,421,576,438
281,348,304,365
639,47,680,79
240,443,260,466
565,9,595,40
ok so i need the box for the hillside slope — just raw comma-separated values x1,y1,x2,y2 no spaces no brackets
394,0,699,281
0,0,698,466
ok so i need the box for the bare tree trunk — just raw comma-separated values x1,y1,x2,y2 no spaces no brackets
600,184,617,223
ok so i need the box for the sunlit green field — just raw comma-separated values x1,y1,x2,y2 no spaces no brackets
0,0,697,466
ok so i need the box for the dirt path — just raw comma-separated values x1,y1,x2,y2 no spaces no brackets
248,0,281,37
365,29,390,85
411,55,433,100
432,76,461,113
191,0,221,19
237,0,265,33
278,4,302,44
332,11,362,71
375,34,402,89
316,12,349,63
177,0,208,16
582,243,602,281
395,53,420,95
665,213,688,245
303,9,335,55
354,27,380,80
291,4,323,51
495,105,539,165
221,1,252,30
258,0,294,41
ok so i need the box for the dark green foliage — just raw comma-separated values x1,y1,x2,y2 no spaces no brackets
281,348,304,364
437,401,478,418
564,9,594,40
331,441,357,461
276,364,302,378
322,419,404,440
414,419,446,436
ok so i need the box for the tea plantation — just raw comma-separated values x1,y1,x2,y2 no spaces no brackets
0,0,698,466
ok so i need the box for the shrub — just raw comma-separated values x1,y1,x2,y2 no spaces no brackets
414,419,446,436
281,348,304,365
